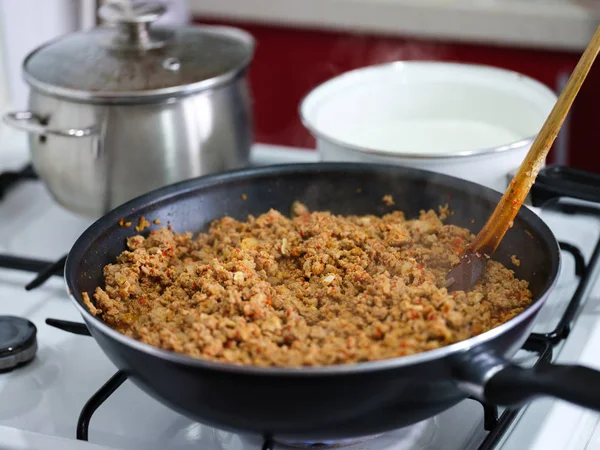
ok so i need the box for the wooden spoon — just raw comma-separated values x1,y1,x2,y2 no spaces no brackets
446,25,600,292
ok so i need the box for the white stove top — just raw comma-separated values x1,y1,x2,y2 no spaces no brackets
0,128,599,450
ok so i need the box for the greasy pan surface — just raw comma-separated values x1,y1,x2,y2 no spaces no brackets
65,163,560,440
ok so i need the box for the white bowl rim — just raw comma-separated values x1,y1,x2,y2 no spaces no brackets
299,61,558,160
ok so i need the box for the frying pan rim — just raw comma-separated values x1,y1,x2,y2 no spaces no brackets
65,162,561,376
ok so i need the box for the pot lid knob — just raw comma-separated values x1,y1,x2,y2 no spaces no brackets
98,0,167,50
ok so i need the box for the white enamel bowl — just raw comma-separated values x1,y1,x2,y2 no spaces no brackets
300,62,558,192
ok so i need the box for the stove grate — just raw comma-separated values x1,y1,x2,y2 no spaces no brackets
24,255,67,290
476,339,553,450
0,254,59,273
45,318,91,336
0,163,64,287
77,371,128,441
0,164,37,200
531,235,600,345
0,254,65,288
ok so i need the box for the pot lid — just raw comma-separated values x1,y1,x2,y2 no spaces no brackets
22,1,255,103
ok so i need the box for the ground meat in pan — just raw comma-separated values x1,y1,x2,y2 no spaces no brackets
83,203,532,367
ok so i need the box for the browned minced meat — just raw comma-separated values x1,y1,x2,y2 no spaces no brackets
382,195,395,206
118,218,132,228
83,203,532,367
135,216,151,232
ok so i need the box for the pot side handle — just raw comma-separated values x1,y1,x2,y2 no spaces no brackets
2,111,98,138
485,362,600,412
531,165,600,206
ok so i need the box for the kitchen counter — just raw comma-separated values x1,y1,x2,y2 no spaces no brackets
190,0,597,51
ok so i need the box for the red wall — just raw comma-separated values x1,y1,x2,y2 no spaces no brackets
197,19,600,172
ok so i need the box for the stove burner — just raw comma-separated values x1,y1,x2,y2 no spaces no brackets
0,316,37,371
275,417,438,449
276,434,383,448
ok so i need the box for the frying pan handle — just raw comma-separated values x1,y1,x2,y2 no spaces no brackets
456,351,600,411
531,165,600,207
484,362,600,411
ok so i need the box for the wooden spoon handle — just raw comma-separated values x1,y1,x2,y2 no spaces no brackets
468,25,600,256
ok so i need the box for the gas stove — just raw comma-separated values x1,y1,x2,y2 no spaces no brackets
1,127,600,450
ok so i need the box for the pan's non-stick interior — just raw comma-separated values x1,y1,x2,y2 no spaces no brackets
68,162,559,318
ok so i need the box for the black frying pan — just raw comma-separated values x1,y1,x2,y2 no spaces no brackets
65,163,600,442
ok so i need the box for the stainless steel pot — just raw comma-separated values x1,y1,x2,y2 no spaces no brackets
3,1,254,217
